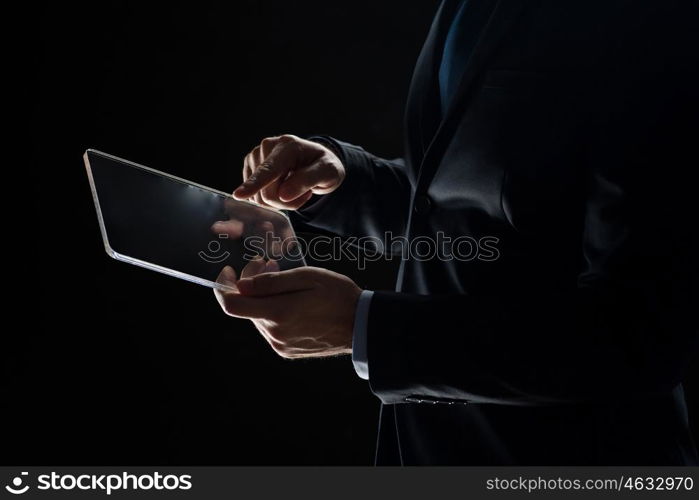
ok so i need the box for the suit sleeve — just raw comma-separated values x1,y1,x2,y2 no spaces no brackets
367,127,698,405
288,136,412,245
366,15,699,406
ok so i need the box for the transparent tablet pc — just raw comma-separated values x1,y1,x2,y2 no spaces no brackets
84,149,305,290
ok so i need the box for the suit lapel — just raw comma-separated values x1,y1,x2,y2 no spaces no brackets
412,0,529,193
404,0,460,170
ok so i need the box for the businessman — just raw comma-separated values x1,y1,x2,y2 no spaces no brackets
215,0,699,464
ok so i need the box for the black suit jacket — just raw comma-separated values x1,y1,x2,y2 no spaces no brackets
292,0,699,464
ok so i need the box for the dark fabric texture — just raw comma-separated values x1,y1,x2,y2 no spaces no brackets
438,0,494,114
290,0,699,464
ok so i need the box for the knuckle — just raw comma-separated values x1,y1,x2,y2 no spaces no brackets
260,137,277,148
268,324,281,338
276,349,295,360
256,162,273,173
267,326,286,344
278,137,302,154
247,146,261,162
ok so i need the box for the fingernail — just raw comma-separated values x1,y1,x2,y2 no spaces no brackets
239,177,256,189
218,265,235,282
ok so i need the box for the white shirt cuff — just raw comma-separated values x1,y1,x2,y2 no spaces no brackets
351,290,373,380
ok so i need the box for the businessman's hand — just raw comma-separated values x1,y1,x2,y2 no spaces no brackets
214,262,361,358
233,134,345,210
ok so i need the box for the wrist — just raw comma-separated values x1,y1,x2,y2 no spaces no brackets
308,136,345,168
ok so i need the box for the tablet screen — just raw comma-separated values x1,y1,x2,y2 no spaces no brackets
84,149,305,290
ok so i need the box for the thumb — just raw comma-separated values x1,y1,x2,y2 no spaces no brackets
215,265,238,291
214,265,242,314
237,268,317,296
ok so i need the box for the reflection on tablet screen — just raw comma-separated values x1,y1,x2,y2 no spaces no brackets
84,149,305,289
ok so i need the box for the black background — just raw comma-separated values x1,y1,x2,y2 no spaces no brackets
16,0,699,465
